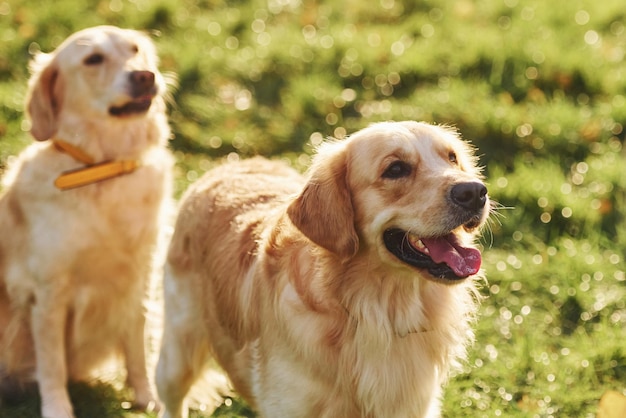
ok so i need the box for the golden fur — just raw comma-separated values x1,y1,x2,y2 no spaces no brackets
0,26,172,418
156,121,489,418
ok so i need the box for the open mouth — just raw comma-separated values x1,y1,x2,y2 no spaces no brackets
383,228,481,281
109,97,153,117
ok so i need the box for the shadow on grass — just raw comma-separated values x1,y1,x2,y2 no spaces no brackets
209,397,256,418
0,381,158,418
0,380,256,417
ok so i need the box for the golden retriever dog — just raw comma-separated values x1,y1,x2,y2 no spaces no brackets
156,121,489,418
0,26,172,418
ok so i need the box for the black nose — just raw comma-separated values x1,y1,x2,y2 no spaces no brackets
451,182,488,211
129,70,155,96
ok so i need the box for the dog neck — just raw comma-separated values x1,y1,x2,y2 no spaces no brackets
52,138,141,190
341,303,431,337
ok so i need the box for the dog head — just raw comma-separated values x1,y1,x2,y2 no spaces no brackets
26,26,166,141
288,121,489,284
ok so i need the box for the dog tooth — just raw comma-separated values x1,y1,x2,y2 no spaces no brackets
408,234,429,253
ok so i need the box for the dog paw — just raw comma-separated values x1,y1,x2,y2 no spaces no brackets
134,395,162,413
41,400,75,418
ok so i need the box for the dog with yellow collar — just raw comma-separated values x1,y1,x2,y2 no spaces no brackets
0,26,173,418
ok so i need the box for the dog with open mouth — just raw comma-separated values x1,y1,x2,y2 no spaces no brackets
156,121,489,418
0,26,173,418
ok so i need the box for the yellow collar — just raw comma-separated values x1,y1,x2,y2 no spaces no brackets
52,139,140,190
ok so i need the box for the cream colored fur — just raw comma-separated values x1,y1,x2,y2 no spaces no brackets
156,121,489,418
0,26,172,418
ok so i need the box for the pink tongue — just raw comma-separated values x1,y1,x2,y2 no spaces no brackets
421,235,481,277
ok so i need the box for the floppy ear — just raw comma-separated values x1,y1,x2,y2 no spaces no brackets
26,54,63,141
287,145,359,261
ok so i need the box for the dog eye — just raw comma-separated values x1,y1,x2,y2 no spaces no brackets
382,161,412,179
84,53,105,65
448,151,458,164
131,44,139,54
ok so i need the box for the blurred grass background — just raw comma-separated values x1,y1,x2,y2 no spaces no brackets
1,0,625,417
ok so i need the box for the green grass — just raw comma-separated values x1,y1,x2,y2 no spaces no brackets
1,0,625,416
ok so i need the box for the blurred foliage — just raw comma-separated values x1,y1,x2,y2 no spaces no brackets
1,0,625,417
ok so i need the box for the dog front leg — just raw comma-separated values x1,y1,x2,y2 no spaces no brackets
31,294,74,418
123,307,159,412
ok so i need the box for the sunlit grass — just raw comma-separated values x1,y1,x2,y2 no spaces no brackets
1,0,625,416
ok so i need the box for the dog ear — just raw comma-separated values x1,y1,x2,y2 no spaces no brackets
287,144,359,261
26,54,63,141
